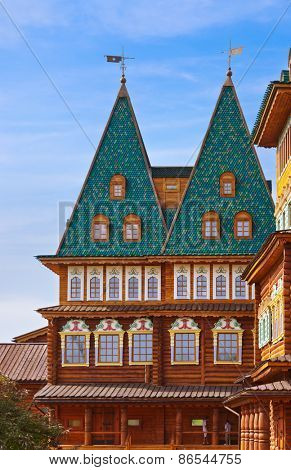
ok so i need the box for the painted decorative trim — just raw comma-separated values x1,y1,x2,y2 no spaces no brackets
144,266,161,301
193,265,210,300
94,319,124,366
106,266,122,301
232,265,248,300
169,317,201,365
213,265,229,300
258,309,272,348
59,319,90,367
67,266,84,301
212,317,244,364
128,318,153,365
87,266,103,301
174,264,190,300
125,266,142,301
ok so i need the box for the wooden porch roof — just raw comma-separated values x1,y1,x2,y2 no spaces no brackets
0,343,47,383
35,383,241,402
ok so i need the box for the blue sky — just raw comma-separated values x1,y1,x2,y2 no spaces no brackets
0,0,290,341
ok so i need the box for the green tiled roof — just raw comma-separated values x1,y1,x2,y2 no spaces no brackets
163,79,275,256
152,167,192,178
57,84,167,257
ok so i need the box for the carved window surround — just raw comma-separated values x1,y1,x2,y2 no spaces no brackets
169,317,201,365
94,319,124,366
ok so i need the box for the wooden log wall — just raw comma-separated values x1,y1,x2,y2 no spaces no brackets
283,244,291,355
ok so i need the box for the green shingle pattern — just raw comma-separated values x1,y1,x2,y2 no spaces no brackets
58,93,167,257
164,84,275,255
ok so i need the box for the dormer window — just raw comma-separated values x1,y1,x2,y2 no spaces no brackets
110,174,126,200
91,215,109,242
220,172,235,197
123,214,141,242
234,211,252,239
202,211,220,239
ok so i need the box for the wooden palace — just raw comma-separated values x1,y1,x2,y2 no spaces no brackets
0,52,290,450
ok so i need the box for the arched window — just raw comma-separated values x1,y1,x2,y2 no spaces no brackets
197,275,207,298
220,172,235,197
216,275,226,297
235,275,246,298
109,276,119,299
90,277,101,300
128,276,139,299
91,214,109,242
148,276,158,299
234,211,252,239
123,214,141,242
177,275,187,298
110,174,126,200
202,211,220,239
71,277,81,299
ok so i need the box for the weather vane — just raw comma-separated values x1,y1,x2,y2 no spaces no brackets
221,41,243,72
104,49,135,83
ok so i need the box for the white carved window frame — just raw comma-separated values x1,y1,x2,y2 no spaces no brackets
174,264,190,300
212,317,244,365
87,266,103,301
232,265,248,300
270,280,284,343
93,318,124,366
168,317,201,365
59,319,91,367
144,266,161,301
213,265,229,300
258,308,271,349
193,265,210,300
128,318,153,365
125,266,142,301
106,266,122,301
68,266,84,301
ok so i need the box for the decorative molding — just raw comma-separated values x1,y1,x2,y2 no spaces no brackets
59,319,91,367
129,317,153,331
169,317,201,365
212,317,244,365
94,319,124,366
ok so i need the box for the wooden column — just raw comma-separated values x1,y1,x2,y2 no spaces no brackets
152,317,163,385
244,406,250,450
258,403,270,450
240,407,246,450
175,408,182,446
47,318,58,384
84,407,93,446
253,405,259,450
212,408,219,445
120,406,128,446
249,405,254,450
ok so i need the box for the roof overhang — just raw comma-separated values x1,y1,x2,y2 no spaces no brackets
252,83,291,148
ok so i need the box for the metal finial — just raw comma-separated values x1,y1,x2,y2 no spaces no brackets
104,49,134,83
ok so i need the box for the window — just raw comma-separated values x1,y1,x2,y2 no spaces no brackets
212,317,243,364
258,310,271,348
98,334,119,363
90,276,101,299
216,275,226,297
235,276,246,298
128,318,153,365
169,317,200,365
128,276,139,299
91,214,109,241
59,319,91,367
68,419,82,429
94,319,124,366
123,214,141,242
220,172,235,197
148,276,158,299
174,333,196,362
132,333,152,363
217,333,239,362
109,276,119,299
202,212,220,239
234,212,252,239
71,277,81,299
65,335,86,364
110,174,126,200
177,275,187,298
197,275,207,298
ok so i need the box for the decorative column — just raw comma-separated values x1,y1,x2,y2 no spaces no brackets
253,405,259,450
84,407,93,446
244,406,250,450
258,403,270,450
175,408,182,446
240,407,246,450
249,405,254,450
120,406,128,446
212,408,219,446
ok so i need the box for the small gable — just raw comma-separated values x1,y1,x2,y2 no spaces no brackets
164,74,275,255
57,83,167,257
